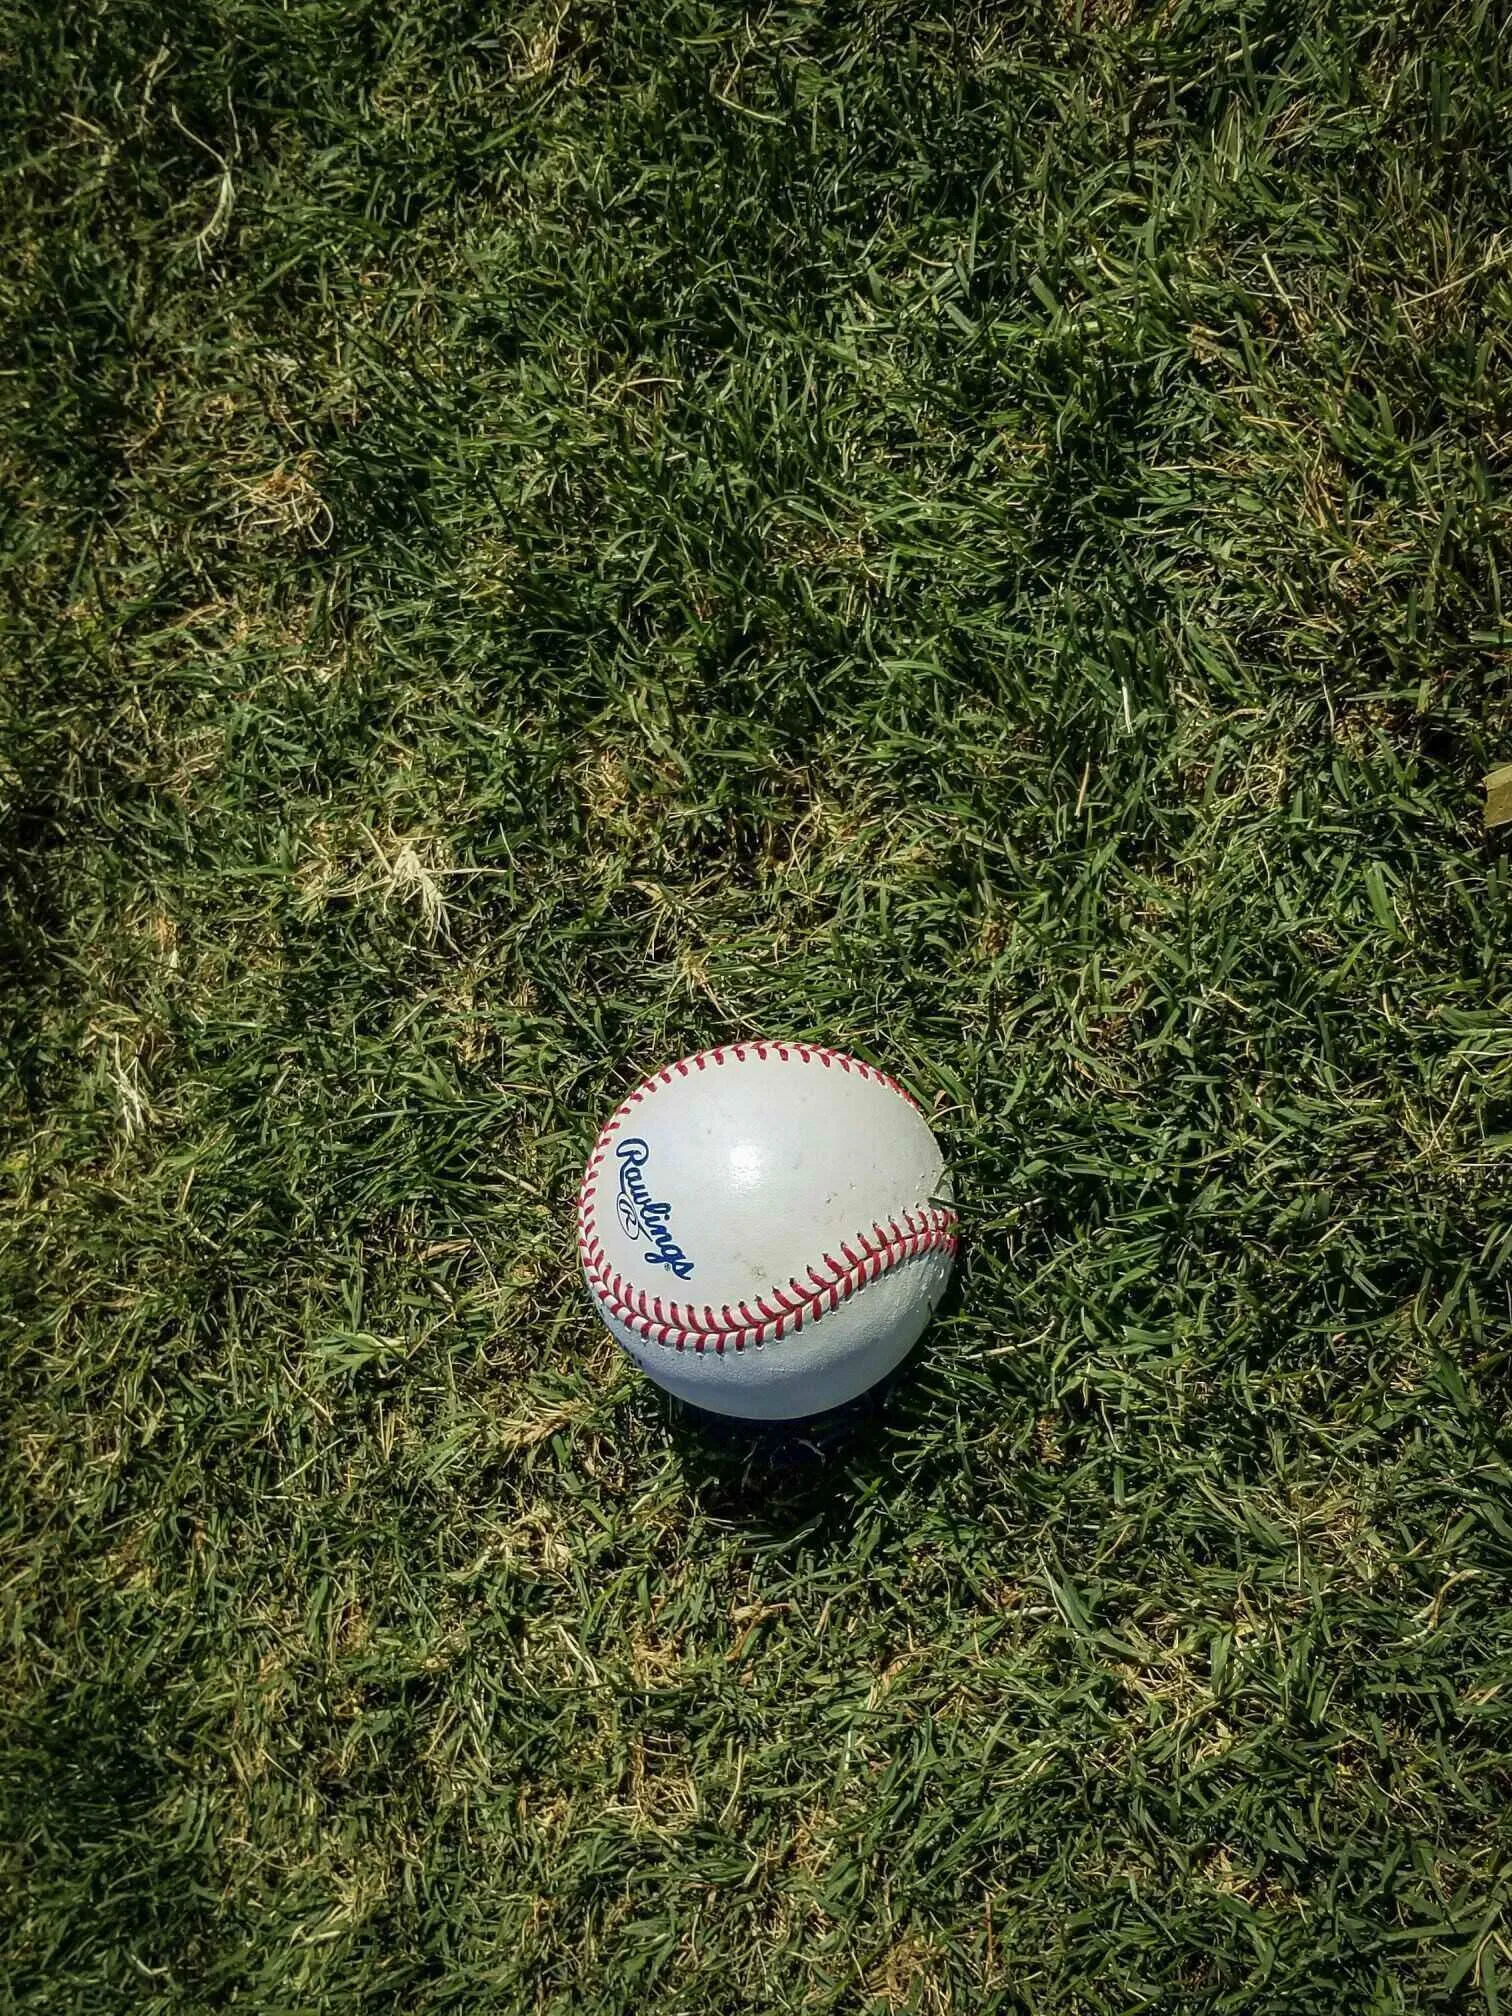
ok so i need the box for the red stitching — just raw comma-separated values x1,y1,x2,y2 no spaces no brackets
576,1044,953,1352
609,1039,917,1104
582,1204,958,1352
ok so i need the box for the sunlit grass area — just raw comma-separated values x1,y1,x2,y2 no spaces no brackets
4,4,1511,2009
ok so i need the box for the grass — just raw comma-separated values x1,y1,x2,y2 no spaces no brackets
3,0,1512,2008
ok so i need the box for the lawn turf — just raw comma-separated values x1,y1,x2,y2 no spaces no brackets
4,2,1512,2010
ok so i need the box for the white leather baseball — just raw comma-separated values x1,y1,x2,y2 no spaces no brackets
577,1043,957,1419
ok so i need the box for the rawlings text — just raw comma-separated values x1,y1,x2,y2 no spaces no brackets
615,1138,694,1279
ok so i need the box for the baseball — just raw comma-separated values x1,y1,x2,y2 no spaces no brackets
577,1042,957,1419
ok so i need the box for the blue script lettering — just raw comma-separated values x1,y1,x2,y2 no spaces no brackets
615,1138,695,1280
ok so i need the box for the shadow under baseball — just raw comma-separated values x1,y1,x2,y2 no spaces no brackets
651,1263,971,1542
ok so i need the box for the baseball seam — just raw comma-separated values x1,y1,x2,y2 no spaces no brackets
576,1043,959,1354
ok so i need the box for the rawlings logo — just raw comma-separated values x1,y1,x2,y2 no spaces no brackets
614,1138,694,1279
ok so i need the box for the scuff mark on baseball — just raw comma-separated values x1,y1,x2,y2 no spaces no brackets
577,1043,958,1419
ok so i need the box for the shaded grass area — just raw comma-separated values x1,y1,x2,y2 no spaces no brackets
3,1,1512,2008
